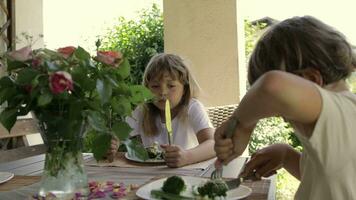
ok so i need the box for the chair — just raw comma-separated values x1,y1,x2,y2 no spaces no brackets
207,104,238,128
0,117,41,150
0,144,47,163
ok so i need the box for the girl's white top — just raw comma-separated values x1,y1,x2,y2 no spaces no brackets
293,86,356,200
127,98,214,149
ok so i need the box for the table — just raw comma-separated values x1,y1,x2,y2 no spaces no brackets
0,153,275,199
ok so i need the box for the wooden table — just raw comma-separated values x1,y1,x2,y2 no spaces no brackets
0,153,275,199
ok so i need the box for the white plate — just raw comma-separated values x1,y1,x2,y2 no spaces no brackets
136,176,252,200
0,172,14,184
125,152,165,164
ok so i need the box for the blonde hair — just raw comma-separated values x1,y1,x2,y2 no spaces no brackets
141,53,200,136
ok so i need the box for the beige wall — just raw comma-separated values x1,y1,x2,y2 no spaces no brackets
163,0,246,107
15,0,44,49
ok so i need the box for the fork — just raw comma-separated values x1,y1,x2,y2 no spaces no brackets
211,116,240,180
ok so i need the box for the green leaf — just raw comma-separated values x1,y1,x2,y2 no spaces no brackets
117,58,130,79
74,46,91,60
129,85,154,104
0,108,18,132
37,92,53,106
111,97,131,116
0,87,17,105
0,77,14,89
123,139,148,161
96,79,112,105
87,111,108,132
112,121,132,141
16,68,40,85
69,101,84,121
92,134,111,160
6,59,28,71
72,66,96,91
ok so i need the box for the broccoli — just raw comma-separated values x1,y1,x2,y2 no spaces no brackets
197,179,228,198
161,176,186,195
146,142,164,159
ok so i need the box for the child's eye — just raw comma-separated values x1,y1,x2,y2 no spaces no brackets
150,85,159,89
168,85,176,88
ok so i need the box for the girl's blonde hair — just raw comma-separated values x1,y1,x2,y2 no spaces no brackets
141,53,200,136
248,16,356,85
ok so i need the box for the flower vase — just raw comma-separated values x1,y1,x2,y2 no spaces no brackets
38,143,88,199
37,120,89,199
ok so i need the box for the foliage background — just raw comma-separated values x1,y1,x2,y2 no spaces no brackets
99,4,163,85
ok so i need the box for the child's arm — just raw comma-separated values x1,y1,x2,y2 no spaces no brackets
235,70,322,136
161,127,215,167
216,70,322,163
240,143,301,180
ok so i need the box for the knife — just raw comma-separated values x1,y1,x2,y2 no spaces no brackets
165,99,172,145
225,157,250,190
225,177,243,190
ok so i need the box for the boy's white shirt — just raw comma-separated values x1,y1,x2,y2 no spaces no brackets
126,98,213,149
293,86,356,200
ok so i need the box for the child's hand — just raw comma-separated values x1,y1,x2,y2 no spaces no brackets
160,144,188,168
239,143,291,179
214,126,234,162
106,137,120,162
214,119,254,165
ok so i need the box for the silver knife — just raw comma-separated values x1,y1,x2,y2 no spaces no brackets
225,177,243,190
225,157,249,190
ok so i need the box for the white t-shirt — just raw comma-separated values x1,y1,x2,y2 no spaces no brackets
293,86,356,200
126,98,214,149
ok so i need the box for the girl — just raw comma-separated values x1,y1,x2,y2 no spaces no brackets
111,53,215,167
214,16,356,199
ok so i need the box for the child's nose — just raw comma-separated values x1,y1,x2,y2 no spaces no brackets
159,87,169,97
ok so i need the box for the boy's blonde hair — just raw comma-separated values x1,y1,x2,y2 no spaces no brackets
248,16,356,85
141,53,200,136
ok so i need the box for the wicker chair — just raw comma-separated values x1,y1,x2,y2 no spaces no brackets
207,104,238,128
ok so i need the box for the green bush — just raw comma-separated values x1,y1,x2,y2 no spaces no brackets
249,117,296,154
100,4,163,85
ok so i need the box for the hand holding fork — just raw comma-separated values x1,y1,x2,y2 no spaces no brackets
211,116,240,179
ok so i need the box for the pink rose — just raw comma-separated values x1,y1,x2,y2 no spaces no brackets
96,51,123,66
49,71,73,94
57,46,76,58
7,46,32,61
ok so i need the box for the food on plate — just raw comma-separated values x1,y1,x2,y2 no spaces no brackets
146,141,164,160
162,175,187,195
197,179,228,199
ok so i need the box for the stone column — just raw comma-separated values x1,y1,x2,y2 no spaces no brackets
15,0,44,49
163,0,246,107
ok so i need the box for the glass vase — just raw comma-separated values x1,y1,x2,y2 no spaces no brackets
37,119,89,199
38,145,88,199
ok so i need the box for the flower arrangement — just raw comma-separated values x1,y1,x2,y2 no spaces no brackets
0,42,153,160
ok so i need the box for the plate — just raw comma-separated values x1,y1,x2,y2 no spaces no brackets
0,172,14,184
136,176,252,200
124,152,165,164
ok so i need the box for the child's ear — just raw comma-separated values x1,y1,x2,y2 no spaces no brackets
300,68,323,86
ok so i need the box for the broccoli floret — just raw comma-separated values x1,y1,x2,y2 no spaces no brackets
146,142,164,159
197,179,228,198
161,176,186,195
